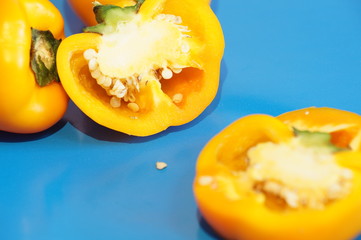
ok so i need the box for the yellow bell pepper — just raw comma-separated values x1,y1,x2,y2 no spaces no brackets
0,0,68,134
194,107,361,240
57,0,224,136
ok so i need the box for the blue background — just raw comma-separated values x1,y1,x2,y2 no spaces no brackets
2,0,361,239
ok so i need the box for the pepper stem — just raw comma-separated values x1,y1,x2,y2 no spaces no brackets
30,28,61,87
293,128,344,152
84,0,145,34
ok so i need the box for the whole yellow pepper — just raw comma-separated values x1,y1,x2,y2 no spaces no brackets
194,107,361,240
0,0,68,134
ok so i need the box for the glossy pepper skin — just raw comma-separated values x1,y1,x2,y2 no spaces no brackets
194,107,361,240
0,0,68,134
67,0,212,26
57,0,224,136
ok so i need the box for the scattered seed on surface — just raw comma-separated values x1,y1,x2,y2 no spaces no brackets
156,161,168,170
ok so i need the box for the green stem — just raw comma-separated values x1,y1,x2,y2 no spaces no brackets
30,28,61,87
84,0,146,34
293,128,345,153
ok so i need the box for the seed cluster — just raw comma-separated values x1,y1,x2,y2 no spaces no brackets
253,171,352,209
246,140,354,209
84,48,142,110
83,13,192,111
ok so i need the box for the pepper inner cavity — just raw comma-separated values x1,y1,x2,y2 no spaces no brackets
245,136,353,209
83,14,196,111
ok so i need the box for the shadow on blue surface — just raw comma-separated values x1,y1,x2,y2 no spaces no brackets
197,211,222,240
62,0,85,35
64,59,228,143
211,0,220,13
0,119,67,143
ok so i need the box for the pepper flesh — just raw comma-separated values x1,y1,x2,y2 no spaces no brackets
194,107,361,240
57,0,224,136
0,0,68,134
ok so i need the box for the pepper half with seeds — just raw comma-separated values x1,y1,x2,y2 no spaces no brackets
194,107,361,240
57,0,224,136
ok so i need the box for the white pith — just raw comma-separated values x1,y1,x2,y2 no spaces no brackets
245,138,353,209
83,14,195,111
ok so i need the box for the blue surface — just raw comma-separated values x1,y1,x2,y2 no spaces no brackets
2,0,361,239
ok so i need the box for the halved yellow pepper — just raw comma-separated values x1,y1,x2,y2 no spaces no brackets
194,107,361,240
57,0,224,136
0,0,68,134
